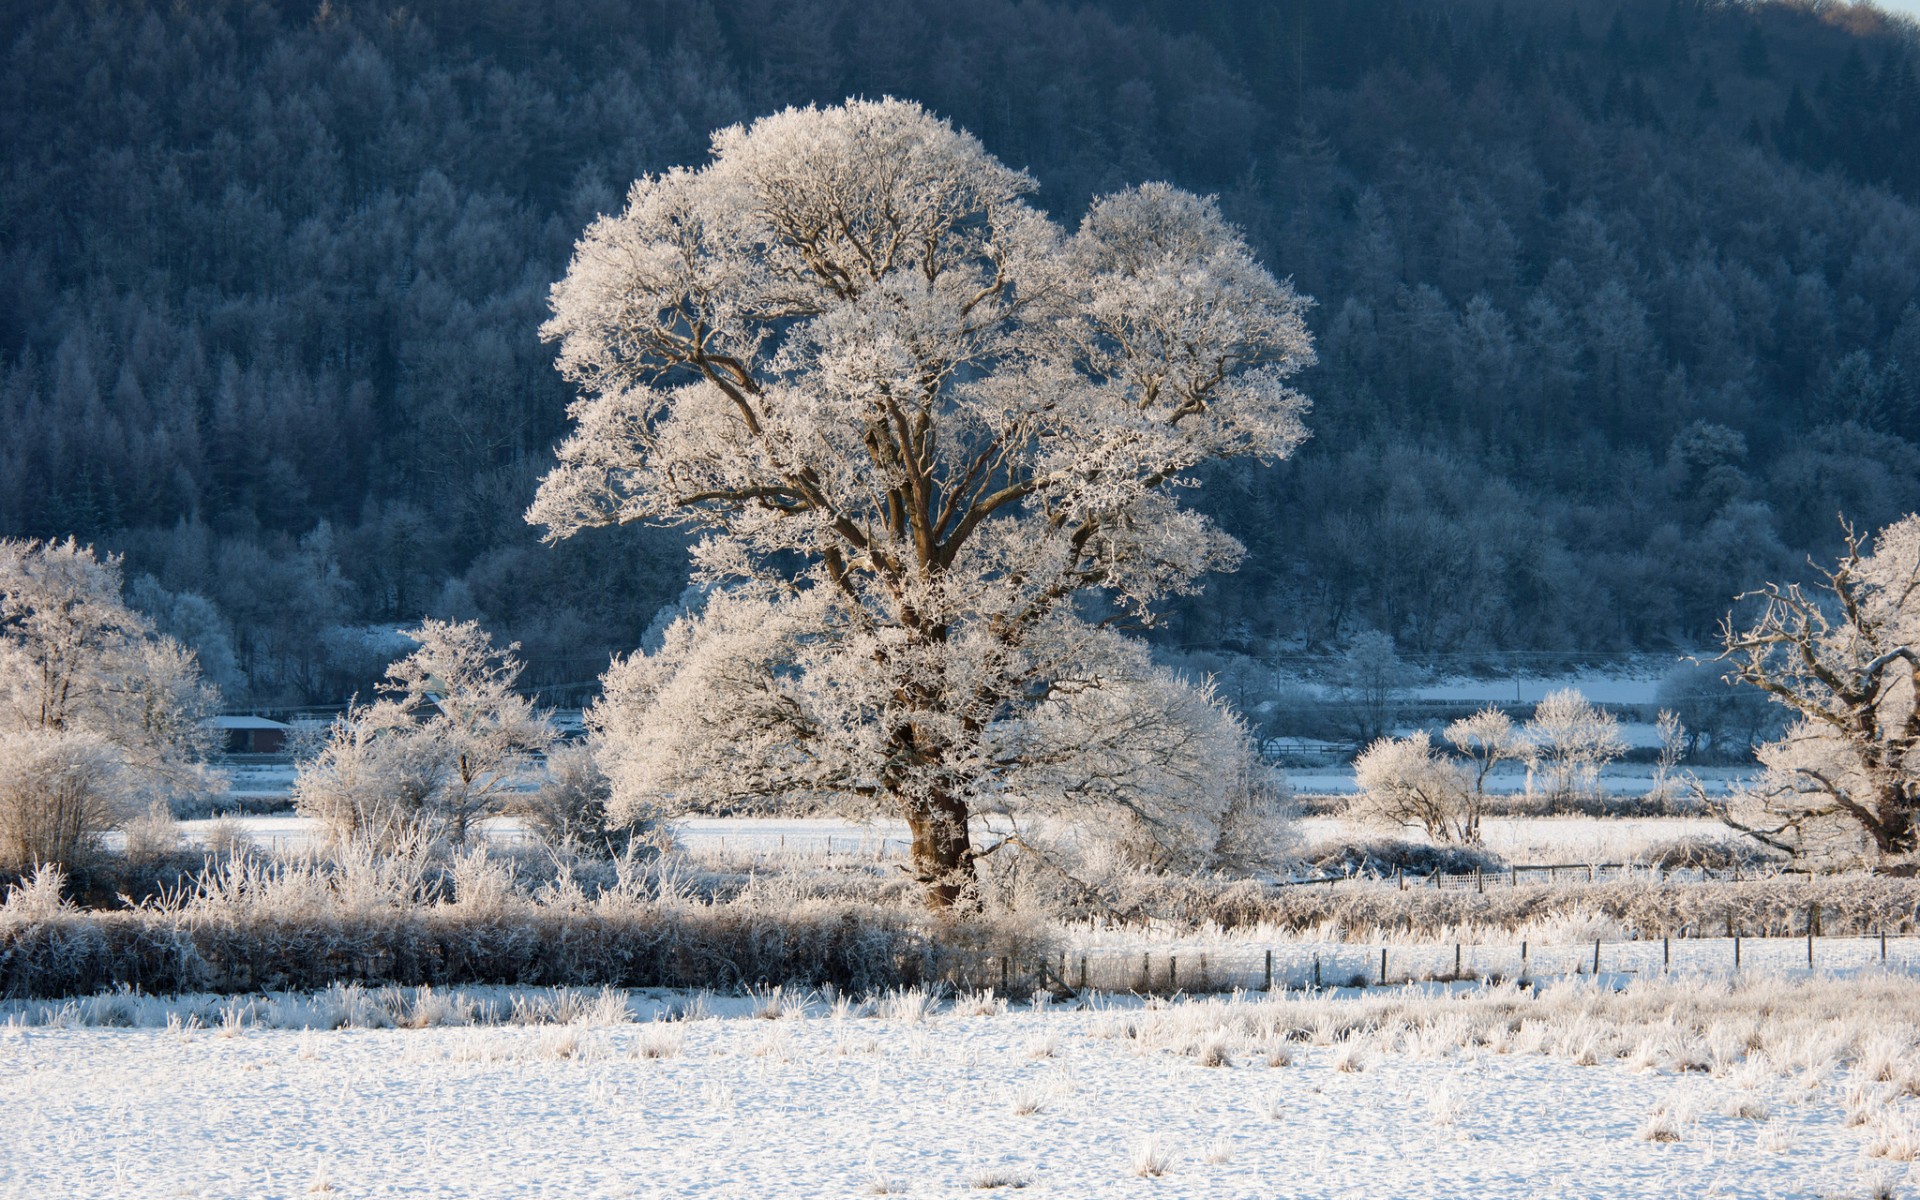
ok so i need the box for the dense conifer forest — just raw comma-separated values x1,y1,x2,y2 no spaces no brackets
4,0,1919,702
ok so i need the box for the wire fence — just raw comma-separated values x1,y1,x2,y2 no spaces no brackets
974,933,1920,997
1283,861,1817,890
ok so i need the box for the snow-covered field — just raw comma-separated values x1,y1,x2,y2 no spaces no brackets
5,978,1917,1200
174,812,1743,868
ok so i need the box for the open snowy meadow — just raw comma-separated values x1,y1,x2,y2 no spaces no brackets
5,976,1919,1200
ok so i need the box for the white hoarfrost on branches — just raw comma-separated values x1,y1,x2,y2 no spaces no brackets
294,619,555,850
1717,516,1920,866
531,99,1314,907
1348,707,1522,845
0,538,219,870
1523,688,1625,809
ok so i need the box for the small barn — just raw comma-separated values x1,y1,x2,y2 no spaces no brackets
208,715,292,755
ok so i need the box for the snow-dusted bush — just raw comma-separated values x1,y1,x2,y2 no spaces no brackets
1351,732,1474,843
513,742,664,858
531,99,1313,908
0,539,220,871
0,730,125,871
1303,837,1506,879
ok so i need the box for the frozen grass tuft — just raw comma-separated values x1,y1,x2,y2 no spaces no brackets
1193,1033,1230,1068
1844,1084,1889,1128
968,1167,1028,1190
1425,1082,1466,1127
1264,1041,1293,1067
1202,1137,1233,1165
750,983,806,1021
1331,1028,1369,1073
1638,1091,1701,1144
1024,1032,1056,1060
877,986,934,1024
1866,1108,1920,1162
1010,1085,1047,1116
632,1021,686,1060
1129,1134,1172,1178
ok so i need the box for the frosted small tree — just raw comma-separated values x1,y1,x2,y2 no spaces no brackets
295,619,555,849
1649,708,1687,806
1444,705,1524,841
0,538,218,870
1715,516,1920,864
1523,688,1626,809
1349,708,1518,845
1330,630,1412,742
1350,731,1474,843
532,99,1313,907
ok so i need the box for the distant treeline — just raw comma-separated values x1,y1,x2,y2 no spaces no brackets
4,0,1920,703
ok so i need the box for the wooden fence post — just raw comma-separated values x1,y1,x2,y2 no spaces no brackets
1454,944,1461,979
1169,955,1178,992
1313,956,1321,989
1379,946,1387,987
1264,949,1274,992
1592,940,1601,975
1734,933,1741,971
1663,936,1670,972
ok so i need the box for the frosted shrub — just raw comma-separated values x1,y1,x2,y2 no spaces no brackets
514,742,662,858
0,730,127,872
120,801,182,861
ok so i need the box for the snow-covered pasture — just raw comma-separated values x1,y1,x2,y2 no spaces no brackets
4,975,1918,1199
169,812,1752,869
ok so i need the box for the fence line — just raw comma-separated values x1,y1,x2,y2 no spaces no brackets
1279,861,1816,891
961,932,1920,997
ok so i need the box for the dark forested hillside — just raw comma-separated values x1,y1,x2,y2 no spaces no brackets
4,0,1919,701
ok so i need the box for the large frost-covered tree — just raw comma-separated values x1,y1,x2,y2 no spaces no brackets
531,99,1313,907
1718,516,1920,864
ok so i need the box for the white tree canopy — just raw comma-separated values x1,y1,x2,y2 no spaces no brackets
531,99,1313,906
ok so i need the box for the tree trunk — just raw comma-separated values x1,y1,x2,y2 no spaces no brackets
903,790,976,912
1868,789,1916,857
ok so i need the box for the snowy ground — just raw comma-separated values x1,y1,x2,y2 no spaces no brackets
4,981,1915,1200
175,812,1743,868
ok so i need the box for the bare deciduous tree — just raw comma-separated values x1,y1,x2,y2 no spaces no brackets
1717,516,1920,864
